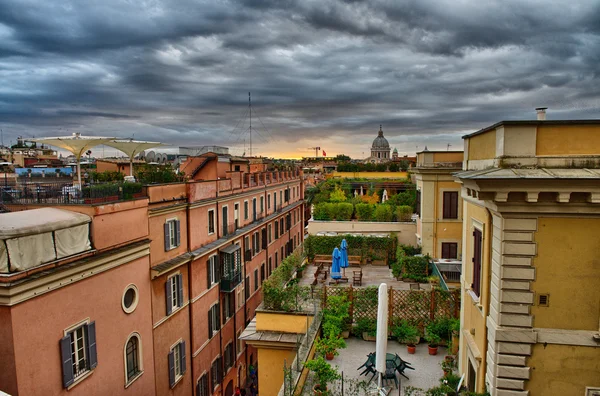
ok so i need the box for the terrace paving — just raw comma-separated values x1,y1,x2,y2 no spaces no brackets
298,264,432,290
329,338,447,394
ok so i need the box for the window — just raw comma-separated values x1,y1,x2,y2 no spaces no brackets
224,343,234,371
254,269,258,291
268,224,272,243
125,334,142,384
222,294,234,323
166,274,183,315
273,192,277,210
416,190,421,216
279,190,282,205
208,303,220,338
122,284,139,314
210,357,222,391
281,246,284,260
268,257,272,277
164,219,181,251
274,221,279,239
260,263,265,283
197,374,209,396
169,341,186,388
280,218,284,234
207,255,220,288
443,191,459,219
275,252,278,268
60,321,97,388
208,210,215,234
260,196,264,213
472,229,483,298
244,201,249,220
267,194,271,209
441,242,458,259
245,276,250,300
236,329,243,357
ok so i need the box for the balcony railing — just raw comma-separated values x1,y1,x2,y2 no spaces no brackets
1,180,145,205
221,270,242,293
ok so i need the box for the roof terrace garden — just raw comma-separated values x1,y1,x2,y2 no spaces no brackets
307,179,416,222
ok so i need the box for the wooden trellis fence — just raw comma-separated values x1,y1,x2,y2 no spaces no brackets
322,286,460,330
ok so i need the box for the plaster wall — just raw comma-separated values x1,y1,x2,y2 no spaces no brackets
525,343,600,395
258,348,297,396
256,312,313,333
9,255,155,396
0,307,17,395
432,152,464,163
536,124,600,156
330,171,408,179
531,217,600,330
467,130,497,161
149,209,187,266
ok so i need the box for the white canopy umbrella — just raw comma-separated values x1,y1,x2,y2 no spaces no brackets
103,139,164,176
32,133,116,186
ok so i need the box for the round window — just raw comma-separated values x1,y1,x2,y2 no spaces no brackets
122,284,139,313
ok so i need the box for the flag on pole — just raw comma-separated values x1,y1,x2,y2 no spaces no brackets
323,150,326,156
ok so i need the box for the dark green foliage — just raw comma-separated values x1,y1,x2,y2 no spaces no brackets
305,235,396,263
355,203,376,221
373,204,393,222
88,170,124,182
399,160,410,172
262,252,310,312
388,162,399,172
353,317,377,337
396,205,413,221
135,164,182,184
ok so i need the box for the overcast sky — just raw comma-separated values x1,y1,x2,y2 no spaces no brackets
1,0,599,158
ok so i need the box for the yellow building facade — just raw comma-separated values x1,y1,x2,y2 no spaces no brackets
455,120,600,395
412,150,464,259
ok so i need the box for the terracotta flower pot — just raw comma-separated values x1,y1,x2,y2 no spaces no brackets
407,344,416,354
428,345,438,355
325,352,334,360
313,384,328,395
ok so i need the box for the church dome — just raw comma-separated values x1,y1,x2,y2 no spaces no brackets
372,125,389,149
393,148,398,153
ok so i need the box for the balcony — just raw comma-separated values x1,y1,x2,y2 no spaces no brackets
220,244,242,292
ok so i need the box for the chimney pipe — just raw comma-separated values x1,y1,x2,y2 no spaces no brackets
536,107,547,121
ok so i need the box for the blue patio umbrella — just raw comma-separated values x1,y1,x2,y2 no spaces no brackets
331,247,342,280
340,239,349,276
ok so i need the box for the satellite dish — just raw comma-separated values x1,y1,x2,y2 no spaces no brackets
146,151,155,163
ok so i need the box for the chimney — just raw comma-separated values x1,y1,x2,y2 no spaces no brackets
536,107,547,121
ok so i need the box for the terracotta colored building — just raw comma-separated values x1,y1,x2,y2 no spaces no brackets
0,154,304,396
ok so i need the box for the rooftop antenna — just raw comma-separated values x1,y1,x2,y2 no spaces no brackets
249,92,252,157
447,143,451,151
1,129,3,147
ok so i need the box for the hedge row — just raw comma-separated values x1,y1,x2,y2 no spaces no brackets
305,234,397,263
313,202,413,222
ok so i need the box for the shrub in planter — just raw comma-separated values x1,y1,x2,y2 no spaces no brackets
313,203,331,220
425,327,441,355
334,202,354,220
391,320,419,352
316,331,346,360
353,318,377,340
323,295,350,337
304,357,340,394
373,204,393,222
396,205,413,221
355,203,375,221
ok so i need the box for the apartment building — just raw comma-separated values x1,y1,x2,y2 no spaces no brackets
0,154,304,396
0,205,155,396
455,117,600,395
412,150,464,258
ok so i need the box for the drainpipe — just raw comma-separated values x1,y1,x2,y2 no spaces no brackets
186,203,195,391
480,206,494,392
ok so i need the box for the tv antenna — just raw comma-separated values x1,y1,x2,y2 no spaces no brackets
447,143,452,151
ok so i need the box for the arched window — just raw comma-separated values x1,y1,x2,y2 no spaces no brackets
125,333,143,384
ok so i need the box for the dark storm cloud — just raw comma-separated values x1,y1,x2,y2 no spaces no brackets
1,0,599,156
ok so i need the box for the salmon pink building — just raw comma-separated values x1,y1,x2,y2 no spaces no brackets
0,152,304,396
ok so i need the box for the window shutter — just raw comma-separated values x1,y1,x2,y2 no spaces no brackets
164,223,170,251
450,243,457,259
168,349,176,387
216,303,221,330
175,220,181,247
262,229,267,249
177,274,184,308
60,335,74,388
207,259,212,289
208,308,213,339
230,292,235,315
166,278,173,315
218,357,223,382
180,341,186,375
210,363,215,391
442,243,449,259
86,321,98,369
215,255,221,282
196,381,201,396
222,298,227,324
473,229,482,296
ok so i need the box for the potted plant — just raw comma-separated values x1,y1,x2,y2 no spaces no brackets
304,356,341,395
392,320,420,354
316,332,346,360
449,318,460,355
440,359,455,377
296,263,307,278
425,332,441,355
355,318,377,341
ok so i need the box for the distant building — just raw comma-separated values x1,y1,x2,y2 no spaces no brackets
365,125,391,163
96,158,146,175
411,150,464,259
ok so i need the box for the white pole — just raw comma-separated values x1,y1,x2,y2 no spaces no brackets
77,156,82,186
375,283,389,390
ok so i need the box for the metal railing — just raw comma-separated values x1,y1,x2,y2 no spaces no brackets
1,180,144,205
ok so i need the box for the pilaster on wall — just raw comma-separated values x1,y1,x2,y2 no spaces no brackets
486,215,537,396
